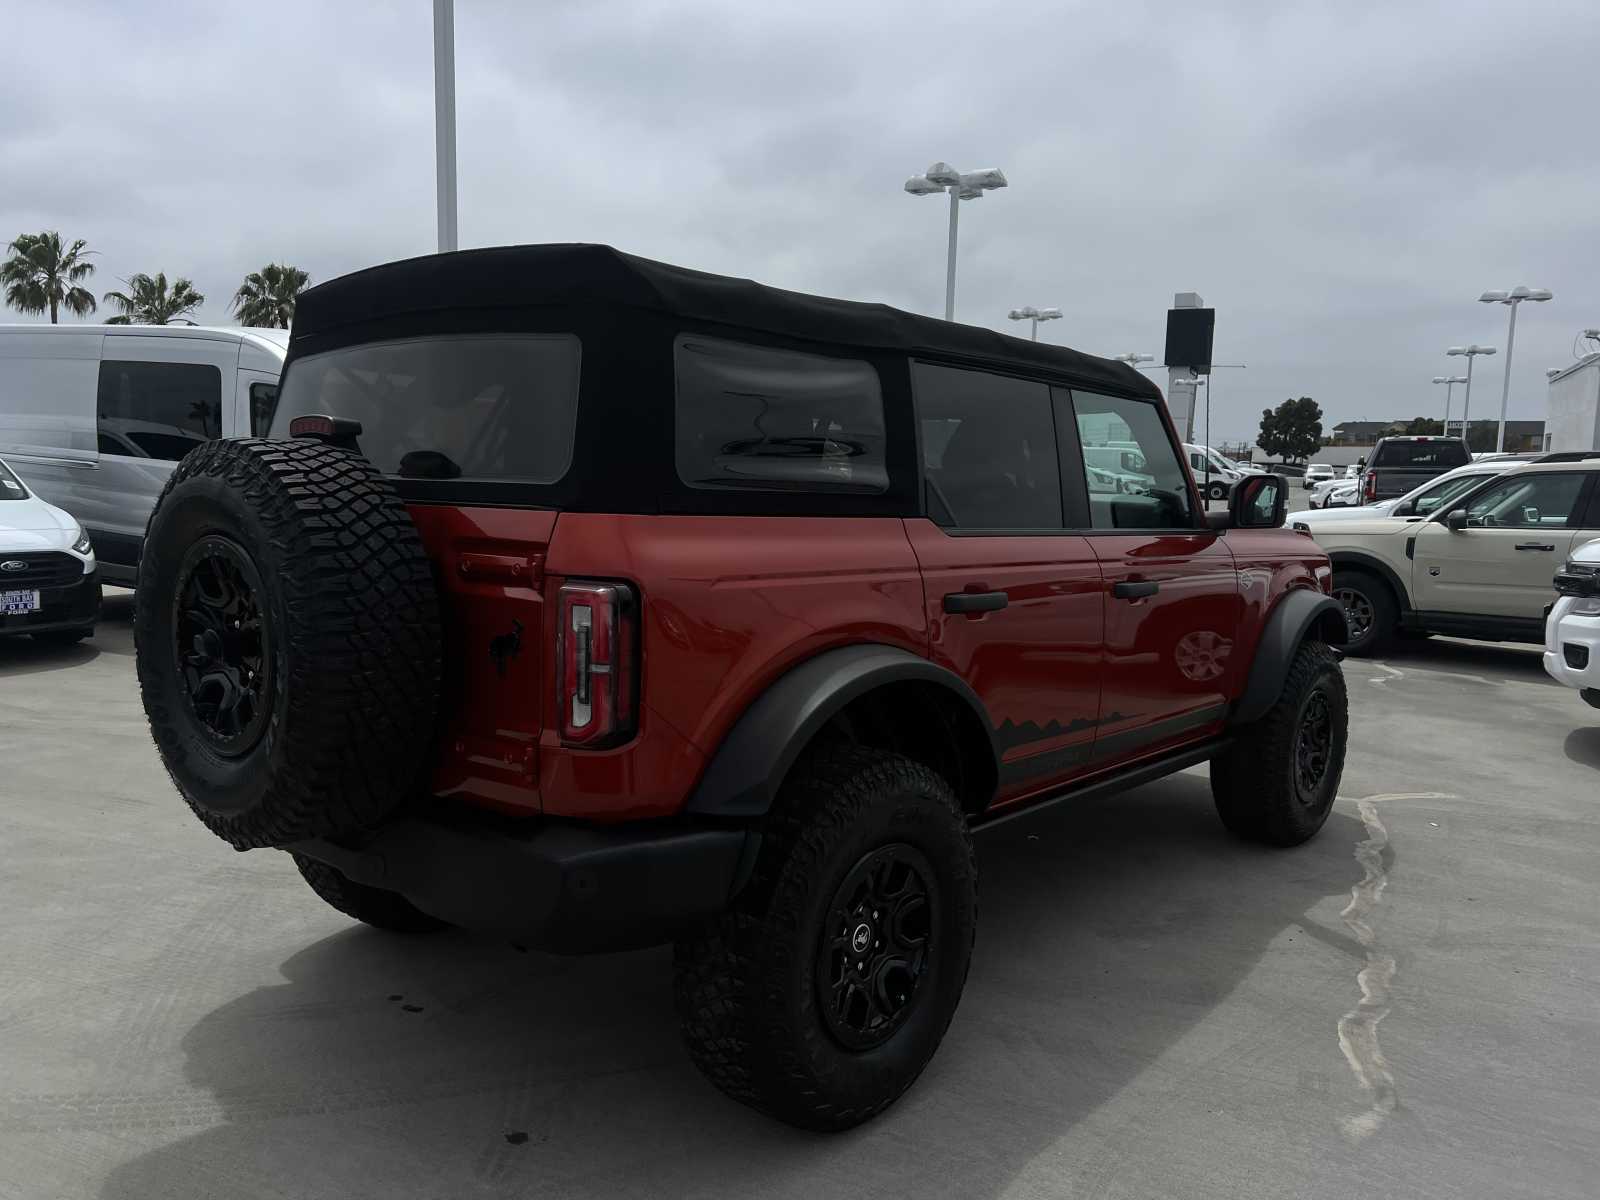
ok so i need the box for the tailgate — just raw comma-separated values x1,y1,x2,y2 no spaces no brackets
408,504,557,815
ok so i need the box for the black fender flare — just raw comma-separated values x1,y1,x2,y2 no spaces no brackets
685,644,998,821
1328,550,1412,613
1230,588,1348,727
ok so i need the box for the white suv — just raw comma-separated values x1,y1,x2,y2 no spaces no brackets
1544,537,1600,708
1312,460,1600,655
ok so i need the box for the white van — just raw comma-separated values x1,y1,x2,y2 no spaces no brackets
0,325,287,585
1182,442,1245,501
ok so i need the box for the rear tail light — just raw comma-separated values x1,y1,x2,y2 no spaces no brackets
1363,473,1377,501
557,581,638,747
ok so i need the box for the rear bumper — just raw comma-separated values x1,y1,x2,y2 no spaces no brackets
0,569,101,637
290,814,757,953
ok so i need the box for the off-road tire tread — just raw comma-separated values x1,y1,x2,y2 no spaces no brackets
135,438,441,849
1212,640,1347,845
290,853,449,933
673,744,975,1131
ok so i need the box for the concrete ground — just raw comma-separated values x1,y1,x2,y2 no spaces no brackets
2,591,1596,1200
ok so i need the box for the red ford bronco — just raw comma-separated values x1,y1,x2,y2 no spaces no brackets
134,244,1348,1130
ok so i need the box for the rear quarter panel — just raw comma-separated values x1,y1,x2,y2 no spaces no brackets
545,515,927,821
1223,527,1333,684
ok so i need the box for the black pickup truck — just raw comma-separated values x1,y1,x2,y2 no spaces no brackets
1358,436,1472,503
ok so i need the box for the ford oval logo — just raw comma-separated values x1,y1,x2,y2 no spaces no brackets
0,560,26,573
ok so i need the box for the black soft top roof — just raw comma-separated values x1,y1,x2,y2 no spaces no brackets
291,243,1159,399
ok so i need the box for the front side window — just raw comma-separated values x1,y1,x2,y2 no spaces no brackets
1410,473,1488,515
96,360,222,462
912,362,1061,529
1461,472,1585,528
271,335,581,481
0,458,27,499
676,336,886,494
1071,391,1193,529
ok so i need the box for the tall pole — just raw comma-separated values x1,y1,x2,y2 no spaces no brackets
1029,316,1038,341
1496,301,1519,453
1460,354,1475,439
433,0,458,254
944,189,959,322
1442,380,1453,432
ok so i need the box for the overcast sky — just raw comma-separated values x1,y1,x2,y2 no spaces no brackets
4,0,1598,441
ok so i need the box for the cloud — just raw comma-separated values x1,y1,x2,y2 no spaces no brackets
2,0,1596,440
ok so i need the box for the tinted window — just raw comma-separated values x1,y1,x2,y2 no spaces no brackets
0,459,26,500
676,336,886,494
1462,472,1585,528
272,335,580,482
249,382,279,437
1372,439,1471,468
1071,391,1194,529
912,362,1061,529
96,360,222,462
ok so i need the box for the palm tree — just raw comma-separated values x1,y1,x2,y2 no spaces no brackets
102,272,205,326
231,263,310,328
2,231,97,323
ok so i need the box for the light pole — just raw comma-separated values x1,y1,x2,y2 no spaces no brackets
1114,352,1155,368
433,0,458,252
1431,375,1468,432
1445,344,1495,441
1008,306,1061,341
905,162,1008,322
1478,287,1553,451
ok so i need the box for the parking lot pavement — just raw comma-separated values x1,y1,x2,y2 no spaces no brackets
3,594,1597,1200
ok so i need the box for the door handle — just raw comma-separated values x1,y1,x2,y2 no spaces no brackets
1113,580,1160,599
1514,542,1555,551
943,590,1008,614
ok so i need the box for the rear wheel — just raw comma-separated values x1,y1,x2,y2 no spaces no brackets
1208,480,1229,501
1332,569,1396,657
1212,640,1348,846
673,745,976,1131
291,853,450,934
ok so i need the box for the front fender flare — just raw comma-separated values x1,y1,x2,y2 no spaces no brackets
685,644,998,821
1230,589,1347,727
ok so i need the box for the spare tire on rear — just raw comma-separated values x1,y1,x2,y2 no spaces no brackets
134,437,442,850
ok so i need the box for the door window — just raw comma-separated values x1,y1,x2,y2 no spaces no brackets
1460,473,1585,528
1407,472,1489,515
249,382,279,437
96,360,223,462
1070,392,1194,529
912,363,1062,529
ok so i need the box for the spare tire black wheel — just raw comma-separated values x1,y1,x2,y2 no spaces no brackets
135,437,442,850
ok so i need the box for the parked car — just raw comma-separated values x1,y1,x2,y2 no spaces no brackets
1317,459,1600,654
1182,442,1245,500
1544,536,1600,708
1303,463,1335,489
1344,464,1360,478
1289,457,1536,530
1357,435,1472,504
0,455,100,643
130,243,1349,1131
0,324,287,585
1308,479,1359,509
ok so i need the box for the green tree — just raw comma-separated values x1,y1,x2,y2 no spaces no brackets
2,231,97,322
1256,396,1324,463
102,272,205,325
1403,417,1444,435
231,263,309,328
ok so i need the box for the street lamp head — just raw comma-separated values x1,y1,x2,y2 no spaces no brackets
955,185,984,200
959,168,1008,191
1547,367,1563,379
1527,288,1553,302
923,161,961,187
904,175,945,196
1008,307,1038,320
1479,290,1510,304
1037,307,1062,320
1432,376,1449,384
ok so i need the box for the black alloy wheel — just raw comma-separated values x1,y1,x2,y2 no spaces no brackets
172,535,272,757
817,844,937,1051
1334,585,1375,644
1294,688,1333,804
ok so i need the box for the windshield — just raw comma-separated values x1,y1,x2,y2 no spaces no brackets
270,334,581,482
0,459,27,500
1372,439,1470,469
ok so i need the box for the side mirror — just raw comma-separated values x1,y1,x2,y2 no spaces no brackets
1445,509,1468,531
1224,473,1286,529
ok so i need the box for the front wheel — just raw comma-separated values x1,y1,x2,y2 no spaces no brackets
1208,480,1230,501
1212,640,1348,846
673,745,976,1131
1332,569,1396,657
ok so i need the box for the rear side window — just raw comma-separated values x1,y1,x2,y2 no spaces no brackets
912,362,1061,529
1372,439,1470,468
249,382,279,437
675,336,887,493
271,335,581,481
96,360,222,462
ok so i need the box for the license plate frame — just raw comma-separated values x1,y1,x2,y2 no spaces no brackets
1,589,41,615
